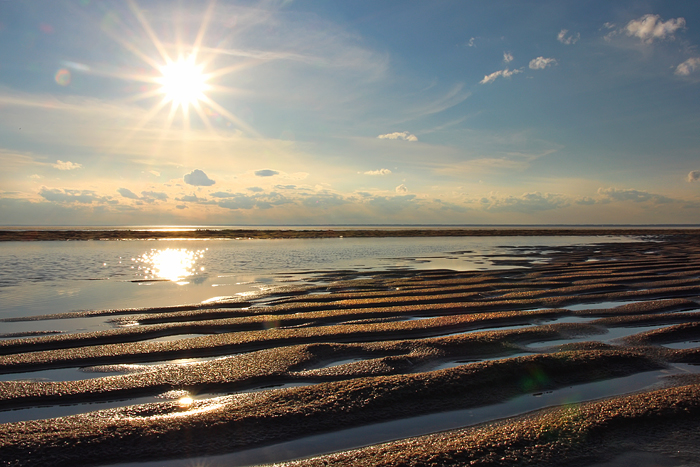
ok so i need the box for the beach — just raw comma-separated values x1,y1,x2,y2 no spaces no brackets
1,230,700,466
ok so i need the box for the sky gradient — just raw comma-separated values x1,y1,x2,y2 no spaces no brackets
1,0,700,225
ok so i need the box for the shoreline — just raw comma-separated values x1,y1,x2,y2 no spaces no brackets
0,227,698,242
1,235,700,466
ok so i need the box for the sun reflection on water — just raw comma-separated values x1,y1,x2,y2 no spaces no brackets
132,248,207,282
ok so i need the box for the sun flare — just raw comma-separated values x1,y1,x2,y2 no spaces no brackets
157,55,209,112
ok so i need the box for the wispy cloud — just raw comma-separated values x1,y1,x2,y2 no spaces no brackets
395,184,408,194
39,187,112,204
364,168,392,175
503,52,514,63
597,187,674,204
529,57,557,70
688,171,700,182
377,132,418,142
480,68,523,84
676,58,700,76
478,192,569,213
53,160,82,170
622,14,686,44
557,29,580,45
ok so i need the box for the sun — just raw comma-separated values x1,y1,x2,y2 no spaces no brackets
157,55,209,112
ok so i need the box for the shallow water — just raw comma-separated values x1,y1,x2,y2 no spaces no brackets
0,236,632,328
103,364,700,467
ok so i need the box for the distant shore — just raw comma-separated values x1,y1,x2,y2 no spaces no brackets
1,228,699,241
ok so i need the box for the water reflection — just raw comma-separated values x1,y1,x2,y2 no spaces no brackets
132,248,207,282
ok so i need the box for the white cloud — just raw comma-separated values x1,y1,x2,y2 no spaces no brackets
557,29,580,45
503,52,514,63
377,131,418,142
529,57,557,70
184,169,216,186
480,68,523,84
467,37,476,47
676,58,700,76
364,168,392,176
395,184,408,194
148,170,160,177
53,160,82,170
688,171,700,182
624,14,686,44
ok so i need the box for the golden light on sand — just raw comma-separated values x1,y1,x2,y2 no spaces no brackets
157,55,209,113
178,396,194,409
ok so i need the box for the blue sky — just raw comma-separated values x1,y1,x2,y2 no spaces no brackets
1,0,700,225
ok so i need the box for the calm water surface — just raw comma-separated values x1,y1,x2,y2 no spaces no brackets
0,236,634,332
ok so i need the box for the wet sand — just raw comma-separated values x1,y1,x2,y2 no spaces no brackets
1,232,700,466
0,227,697,241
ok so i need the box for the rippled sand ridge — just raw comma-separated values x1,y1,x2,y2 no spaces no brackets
2,231,700,466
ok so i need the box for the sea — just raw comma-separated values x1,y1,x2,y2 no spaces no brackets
0,225,650,336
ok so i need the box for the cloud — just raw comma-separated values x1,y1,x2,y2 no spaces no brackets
676,58,700,76
597,187,673,204
529,57,557,70
141,191,168,201
254,169,279,177
364,168,392,176
117,188,140,200
175,194,202,203
687,171,700,182
467,37,476,47
208,190,293,210
53,160,82,170
39,187,110,204
184,169,215,186
624,14,686,44
479,192,569,213
503,52,514,63
302,192,348,208
395,184,408,194
377,131,418,142
576,197,597,205
480,68,523,84
247,186,264,192
148,170,160,177
557,29,580,45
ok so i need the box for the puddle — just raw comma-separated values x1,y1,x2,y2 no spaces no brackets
662,341,700,349
0,356,225,383
0,395,164,425
103,365,699,467
525,324,669,350
422,353,532,372
0,381,317,425
0,315,118,337
566,301,643,311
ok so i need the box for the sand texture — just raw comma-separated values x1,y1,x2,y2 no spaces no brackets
1,232,700,466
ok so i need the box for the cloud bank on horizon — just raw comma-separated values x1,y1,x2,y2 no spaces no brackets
1,1,699,226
